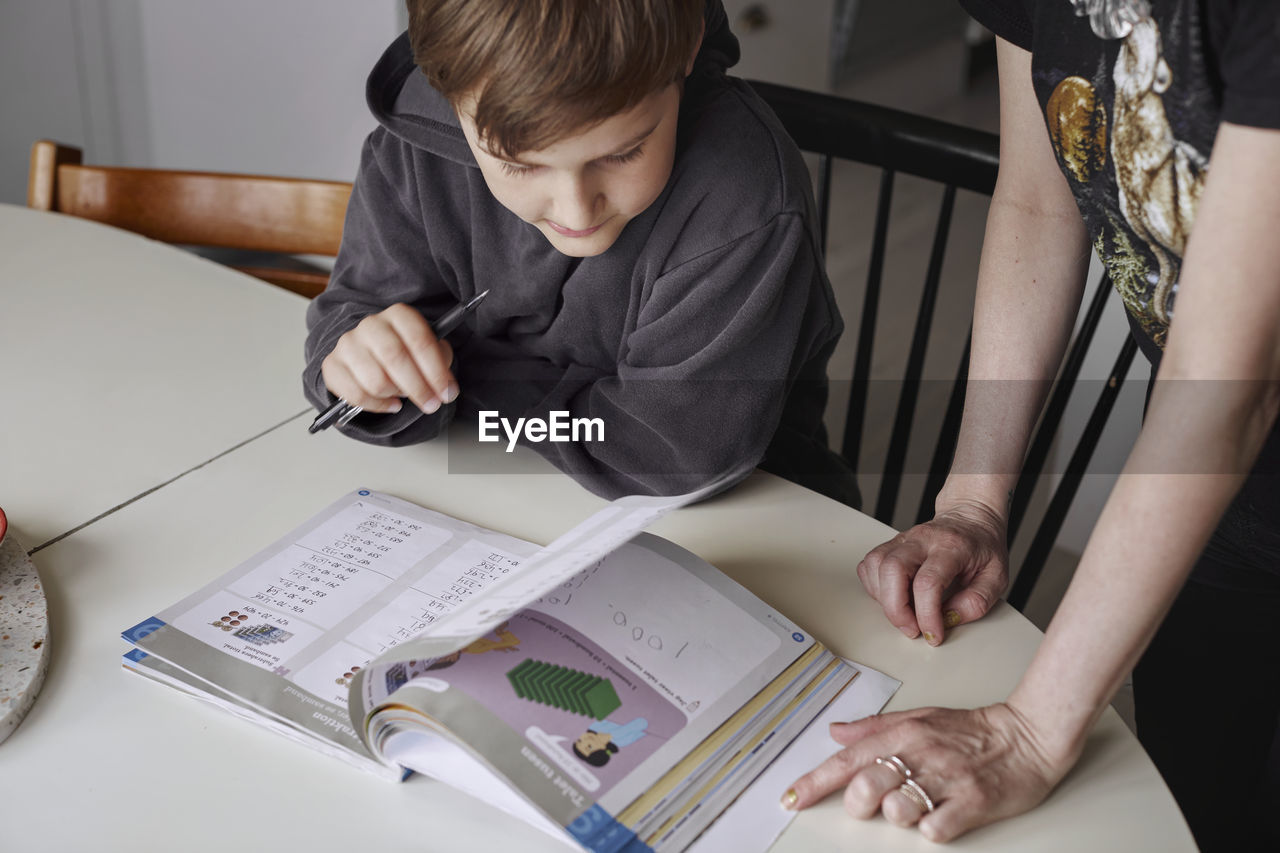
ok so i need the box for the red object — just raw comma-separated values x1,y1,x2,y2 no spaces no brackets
0,506,7,544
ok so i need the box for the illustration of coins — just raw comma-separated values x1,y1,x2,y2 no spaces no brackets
212,610,247,632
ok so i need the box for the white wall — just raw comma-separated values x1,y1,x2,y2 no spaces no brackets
723,0,834,91
3,1,841,206
1,0,405,205
2,0,88,204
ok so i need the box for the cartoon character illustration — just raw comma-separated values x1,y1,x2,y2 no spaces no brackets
572,717,649,767
426,621,522,670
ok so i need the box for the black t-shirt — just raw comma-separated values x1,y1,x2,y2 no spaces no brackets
961,0,1280,355
961,0,1280,584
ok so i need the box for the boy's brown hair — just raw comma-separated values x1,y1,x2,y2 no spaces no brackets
406,0,704,159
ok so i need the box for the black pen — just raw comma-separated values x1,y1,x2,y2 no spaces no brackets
308,289,490,434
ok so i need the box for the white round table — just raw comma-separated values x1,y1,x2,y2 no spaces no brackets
0,205,1194,852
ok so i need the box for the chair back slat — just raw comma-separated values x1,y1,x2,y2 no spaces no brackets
748,81,999,194
841,167,895,463
916,330,972,524
53,165,351,257
875,184,956,522
231,265,334,297
1007,273,1114,541
816,154,834,256
28,139,352,298
1007,336,1139,609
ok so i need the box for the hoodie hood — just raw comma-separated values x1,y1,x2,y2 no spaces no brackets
364,0,741,166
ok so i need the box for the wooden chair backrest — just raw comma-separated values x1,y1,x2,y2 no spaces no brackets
27,140,352,298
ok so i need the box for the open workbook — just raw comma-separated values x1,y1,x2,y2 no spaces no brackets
122,482,898,852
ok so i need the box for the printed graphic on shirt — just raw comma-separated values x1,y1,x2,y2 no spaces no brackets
1037,0,1215,348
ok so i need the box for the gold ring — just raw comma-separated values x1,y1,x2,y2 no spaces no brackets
898,778,935,812
875,754,912,780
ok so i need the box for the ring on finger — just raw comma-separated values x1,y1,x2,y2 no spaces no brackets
897,778,935,812
875,754,912,780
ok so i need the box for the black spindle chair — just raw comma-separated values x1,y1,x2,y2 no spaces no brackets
748,81,1139,613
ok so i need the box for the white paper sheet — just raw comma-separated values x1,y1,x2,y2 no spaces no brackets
686,662,901,853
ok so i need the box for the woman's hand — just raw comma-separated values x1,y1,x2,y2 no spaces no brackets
320,303,457,415
782,703,1073,843
857,501,1009,645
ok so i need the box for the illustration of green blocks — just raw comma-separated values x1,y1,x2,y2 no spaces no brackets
569,672,601,716
561,670,594,715
546,666,578,708
506,659,537,700
580,677,621,719
509,660,544,703
518,661,555,705
506,660,621,719
528,662,556,705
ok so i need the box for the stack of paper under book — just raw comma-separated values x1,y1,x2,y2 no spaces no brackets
122,486,898,852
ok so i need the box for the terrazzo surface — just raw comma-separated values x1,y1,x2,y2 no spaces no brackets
0,530,50,744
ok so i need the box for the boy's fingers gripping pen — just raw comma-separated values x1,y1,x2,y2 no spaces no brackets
335,404,364,427
308,399,350,433
308,289,489,434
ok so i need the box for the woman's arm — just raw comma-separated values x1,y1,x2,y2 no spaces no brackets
787,95,1280,853
1008,118,1280,766
857,37,1092,644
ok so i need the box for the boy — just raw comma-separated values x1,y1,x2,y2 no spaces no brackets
304,0,857,503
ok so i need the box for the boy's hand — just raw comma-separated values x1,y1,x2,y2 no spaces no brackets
320,303,458,416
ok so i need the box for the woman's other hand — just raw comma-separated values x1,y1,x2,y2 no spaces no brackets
856,501,1009,645
782,702,1074,843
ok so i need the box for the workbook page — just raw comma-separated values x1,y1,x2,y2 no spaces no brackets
124,490,541,764
358,531,826,829
124,476,739,770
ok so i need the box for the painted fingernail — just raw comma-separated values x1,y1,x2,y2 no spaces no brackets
923,631,938,645
781,789,798,810
944,610,962,629
421,397,441,414
441,382,459,403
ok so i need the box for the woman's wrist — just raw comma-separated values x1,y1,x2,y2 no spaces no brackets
992,697,1086,789
934,474,1016,527
1005,670,1100,769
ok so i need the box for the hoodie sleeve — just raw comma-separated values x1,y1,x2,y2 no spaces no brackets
302,128,462,444
454,211,840,498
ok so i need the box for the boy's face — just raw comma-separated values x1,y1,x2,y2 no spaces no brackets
457,84,682,257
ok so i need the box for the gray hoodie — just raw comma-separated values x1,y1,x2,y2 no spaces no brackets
304,2,858,504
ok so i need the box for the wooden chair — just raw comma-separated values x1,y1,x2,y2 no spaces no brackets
27,140,352,299
748,81,1139,612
